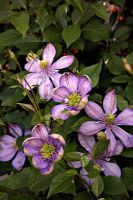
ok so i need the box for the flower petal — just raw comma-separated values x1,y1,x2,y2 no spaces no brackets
78,134,95,152
112,125,133,148
0,144,17,161
101,160,121,177
114,140,124,156
50,72,62,87
9,124,23,138
77,96,88,110
12,151,26,171
32,124,49,140
38,76,53,101
22,72,42,90
79,121,105,136
40,162,54,175
42,43,56,65
54,147,64,162
52,86,70,102
24,129,31,136
50,134,65,146
105,128,117,157
32,154,49,169
115,108,133,126
51,104,70,120
78,76,92,96
23,137,43,156
60,73,78,93
25,59,41,72
1,135,16,146
85,101,104,120
103,90,117,114
52,55,74,69
80,175,93,187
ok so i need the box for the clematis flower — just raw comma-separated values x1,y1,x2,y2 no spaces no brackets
0,124,30,171
22,43,74,101
70,134,122,188
79,90,133,155
51,73,92,120
23,124,65,175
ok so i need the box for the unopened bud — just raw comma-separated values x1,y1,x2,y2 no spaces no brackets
26,52,38,62
97,131,106,140
93,164,101,172
122,58,133,75
8,50,16,60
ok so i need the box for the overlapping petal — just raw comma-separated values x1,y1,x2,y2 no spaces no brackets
112,126,133,148
32,124,49,140
1,135,16,146
32,154,49,169
79,121,105,136
115,108,133,126
78,134,95,152
23,137,43,156
24,59,41,72
38,76,53,101
9,124,23,138
12,151,26,171
103,90,117,114
52,86,70,102
0,145,17,161
101,160,121,177
51,104,70,120
77,76,92,96
60,73,78,93
85,101,104,120
22,73,42,90
42,43,56,65
52,55,74,69
105,128,117,156
40,163,54,175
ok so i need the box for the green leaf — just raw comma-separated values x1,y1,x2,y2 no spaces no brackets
47,169,77,197
17,103,36,112
68,0,84,12
103,176,127,195
71,116,89,132
43,25,62,43
122,168,133,192
9,11,29,37
83,20,109,42
89,2,108,20
62,25,81,47
114,26,130,41
125,80,133,104
79,62,102,87
0,29,21,46
92,175,104,197
126,52,133,64
64,152,81,162
0,118,4,126
92,140,110,160
0,168,32,190
73,191,94,200
117,95,128,111
121,149,133,158
36,4,48,33
28,164,64,192
103,53,126,75
0,193,8,200
111,75,131,83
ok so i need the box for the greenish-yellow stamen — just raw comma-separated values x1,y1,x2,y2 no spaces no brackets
105,114,115,124
40,144,55,159
40,60,49,68
68,93,80,107
97,131,106,140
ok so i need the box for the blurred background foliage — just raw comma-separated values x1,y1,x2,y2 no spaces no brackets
0,0,133,199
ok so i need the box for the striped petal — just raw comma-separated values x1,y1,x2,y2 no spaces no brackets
32,124,49,140
42,43,56,65
103,90,117,114
115,108,133,126
12,151,26,171
77,75,92,96
60,73,78,93
101,160,121,177
25,59,41,72
52,86,70,102
85,101,104,120
32,154,49,169
52,55,74,69
105,128,117,157
51,104,70,120
9,124,23,138
40,162,54,175
78,134,95,152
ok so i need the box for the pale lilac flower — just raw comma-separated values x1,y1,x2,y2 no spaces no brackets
51,73,92,120
70,134,122,188
79,90,133,155
22,43,74,101
0,124,30,171
23,124,65,175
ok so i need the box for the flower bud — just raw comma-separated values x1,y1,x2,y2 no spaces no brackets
26,52,38,62
97,131,106,140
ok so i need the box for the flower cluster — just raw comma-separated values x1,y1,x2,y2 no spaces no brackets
0,43,133,186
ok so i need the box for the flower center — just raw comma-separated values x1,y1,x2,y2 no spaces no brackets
105,114,115,124
40,60,49,68
68,93,80,107
40,143,55,159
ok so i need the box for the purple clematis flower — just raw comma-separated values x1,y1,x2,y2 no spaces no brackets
51,73,92,120
0,124,30,171
23,124,65,175
22,43,74,101
70,134,122,188
79,90,133,155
